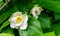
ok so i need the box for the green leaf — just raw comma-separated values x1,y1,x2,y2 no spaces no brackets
0,33,14,36
0,27,14,36
0,20,10,31
51,23,60,36
54,12,60,20
0,6,18,24
35,0,60,13
38,12,51,28
43,31,55,36
18,15,43,36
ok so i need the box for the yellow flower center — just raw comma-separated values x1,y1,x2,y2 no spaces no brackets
15,15,23,23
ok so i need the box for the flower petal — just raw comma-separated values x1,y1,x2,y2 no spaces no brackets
32,11,38,18
34,16,38,18
15,22,22,26
10,22,16,28
20,23,28,30
15,26,18,29
32,7,41,15
23,14,28,24
9,17,17,22
31,6,42,18
12,12,22,17
20,14,28,30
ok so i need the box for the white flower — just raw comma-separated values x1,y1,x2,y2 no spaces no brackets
9,12,28,30
30,5,43,18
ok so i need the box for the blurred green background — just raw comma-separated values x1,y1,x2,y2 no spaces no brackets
0,0,60,36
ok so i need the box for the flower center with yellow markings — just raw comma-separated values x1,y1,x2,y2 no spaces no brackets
15,15,23,23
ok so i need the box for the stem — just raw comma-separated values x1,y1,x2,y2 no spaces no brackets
18,26,21,36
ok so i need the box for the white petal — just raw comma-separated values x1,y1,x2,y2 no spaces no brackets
34,7,41,14
10,22,16,28
35,16,38,18
20,23,28,30
15,26,18,29
20,14,28,30
23,14,28,24
12,12,22,17
15,23,22,26
33,15,38,18
9,17,17,22
31,11,38,18
31,6,42,18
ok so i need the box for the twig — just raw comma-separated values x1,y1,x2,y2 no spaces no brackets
0,0,10,11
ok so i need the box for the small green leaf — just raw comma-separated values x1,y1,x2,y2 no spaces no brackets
0,20,10,31
38,12,51,28
43,31,55,36
18,15,43,36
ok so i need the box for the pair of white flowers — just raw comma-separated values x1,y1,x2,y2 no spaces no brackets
9,5,43,30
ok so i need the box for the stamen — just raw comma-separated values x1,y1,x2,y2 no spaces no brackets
35,11,38,15
15,16,23,23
